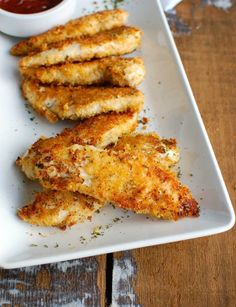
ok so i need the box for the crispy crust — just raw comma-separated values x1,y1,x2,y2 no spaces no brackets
19,26,142,68
18,191,103,228
20,57,145,87
11,9,128,56
17,111,137,228
17,126,183,227
21,79,144,122
18,143,199,220
16,112,138,177
59,112,138,148
112,133,180,169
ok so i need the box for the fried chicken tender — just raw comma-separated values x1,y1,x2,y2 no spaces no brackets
18,143,199,220
17,132,181,227
20,57,145,87
17,112,138,179
18,191,103,228
19,26,142,68
22,79,144,123
17,112,138,228
17,112,138,174
11,9,128,56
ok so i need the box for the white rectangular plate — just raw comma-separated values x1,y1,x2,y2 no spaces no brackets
0,0,234,269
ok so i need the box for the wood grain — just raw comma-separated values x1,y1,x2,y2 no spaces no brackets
111,251,140,306
113,2,236,307
0,256,106,307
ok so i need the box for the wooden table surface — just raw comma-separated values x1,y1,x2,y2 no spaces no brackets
1,1,235,306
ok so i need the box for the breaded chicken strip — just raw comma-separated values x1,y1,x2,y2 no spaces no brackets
22,79,144,123
17,130,177,182
17,112,138,174
18,143,199,220
17,112,138,228
17,112,138,179
11,9,128,56
112,133,180,170
18,191,103,228
54,112,138,148
20,57,145,87
17,132,180,227
17,133,180,227
19,26,142,68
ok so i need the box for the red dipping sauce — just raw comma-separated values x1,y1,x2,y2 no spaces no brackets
0,0,63,14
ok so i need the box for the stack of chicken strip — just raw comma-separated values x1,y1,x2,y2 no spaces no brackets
13,9,145,122
12,9,199,229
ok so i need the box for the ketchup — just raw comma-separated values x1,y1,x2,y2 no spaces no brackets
0,0,63,14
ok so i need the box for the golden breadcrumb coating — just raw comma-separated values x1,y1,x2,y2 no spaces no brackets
21,79,144,122
17,131,180,228
18,191,103,228
16,112,138,179
20,57,145,87
18,143,199,220
11,9,128,56
19,26,142,68
59,112,138,148
17,133,180,228
19,112,138,169
112,133,180,169
17,112,137,228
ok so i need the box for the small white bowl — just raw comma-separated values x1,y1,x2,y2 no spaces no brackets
0,0,76,37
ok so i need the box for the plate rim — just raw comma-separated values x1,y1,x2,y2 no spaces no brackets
1,220,234,269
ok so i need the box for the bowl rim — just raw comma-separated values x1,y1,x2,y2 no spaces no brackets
0,0,72,19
